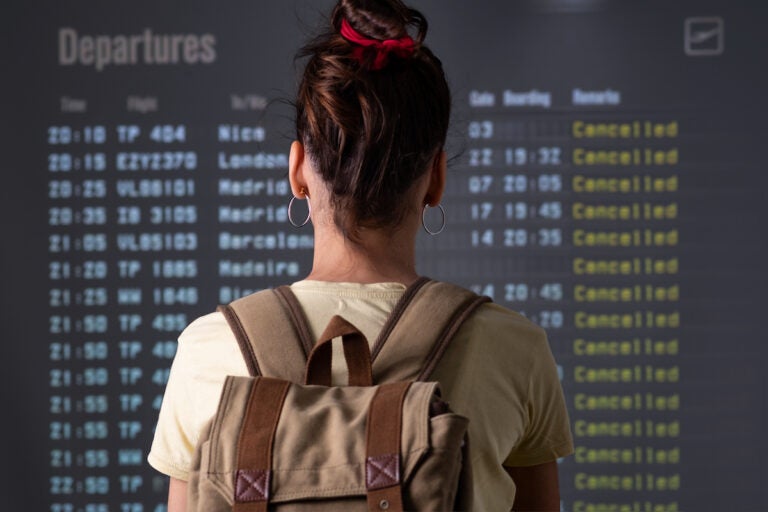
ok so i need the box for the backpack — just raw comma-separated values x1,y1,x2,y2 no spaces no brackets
186,278,490,511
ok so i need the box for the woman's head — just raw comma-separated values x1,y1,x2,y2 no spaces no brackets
293,0,450,239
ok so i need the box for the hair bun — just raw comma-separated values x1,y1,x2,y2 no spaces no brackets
340,17,415,70
334,0,427,45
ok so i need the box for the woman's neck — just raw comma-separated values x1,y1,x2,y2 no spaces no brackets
305,223,420,285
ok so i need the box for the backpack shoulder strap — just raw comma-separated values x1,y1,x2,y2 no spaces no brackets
217,286,314,381
372,280,491,382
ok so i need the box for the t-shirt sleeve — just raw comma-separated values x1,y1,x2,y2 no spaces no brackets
503,327,574,467
147,312,247,481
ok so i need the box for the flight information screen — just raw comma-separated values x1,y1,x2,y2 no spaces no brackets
3,0,766,510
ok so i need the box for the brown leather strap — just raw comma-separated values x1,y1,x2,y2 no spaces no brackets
233,377,290,512
224,289,308,382
305,316,373,386
365,381,410,512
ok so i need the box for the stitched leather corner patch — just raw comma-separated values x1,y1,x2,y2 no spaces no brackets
235,469,270,503
366,454,400,490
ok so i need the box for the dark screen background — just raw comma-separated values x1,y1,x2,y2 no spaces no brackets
2,1,766,510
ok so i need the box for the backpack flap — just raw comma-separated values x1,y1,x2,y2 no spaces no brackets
202,376,468,509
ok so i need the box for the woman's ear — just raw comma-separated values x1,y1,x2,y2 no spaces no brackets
424,150,447,206
288,140,309,197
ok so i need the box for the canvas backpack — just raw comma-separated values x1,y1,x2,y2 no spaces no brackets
186,278,490,511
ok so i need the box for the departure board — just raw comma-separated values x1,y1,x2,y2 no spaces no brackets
2,0,767,510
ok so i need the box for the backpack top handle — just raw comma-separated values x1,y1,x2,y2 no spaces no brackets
304,315,374,387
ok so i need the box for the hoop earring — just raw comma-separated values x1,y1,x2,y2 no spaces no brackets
288,194,312,228
422,204,445,235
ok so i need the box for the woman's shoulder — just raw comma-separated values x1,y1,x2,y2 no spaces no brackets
173,311,248,380
469,301,546,337
457,301,552,360
178,311,231,342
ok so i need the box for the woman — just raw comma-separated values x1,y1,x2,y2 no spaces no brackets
148,0,573,510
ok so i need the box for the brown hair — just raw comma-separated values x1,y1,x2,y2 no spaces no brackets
296,0,450,238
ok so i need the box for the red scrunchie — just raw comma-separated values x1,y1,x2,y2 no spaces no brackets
340,18,416,70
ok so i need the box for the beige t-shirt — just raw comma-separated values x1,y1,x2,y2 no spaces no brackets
148,281,573,510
